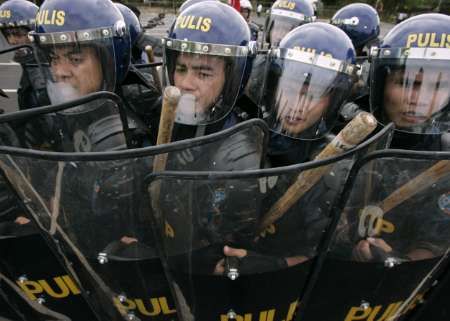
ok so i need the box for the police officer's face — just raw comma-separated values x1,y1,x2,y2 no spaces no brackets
49,46,103,97
2,27,29,45
174,53,226,113
384,68,450,128
276,80,330,135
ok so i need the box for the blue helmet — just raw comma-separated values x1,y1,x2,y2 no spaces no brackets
266,0,315,47
261,22,358,139
0,0,38,46
164,1,256,125
29,0,130,104
370,13,450,135
114,2,142,47
331,3,380,51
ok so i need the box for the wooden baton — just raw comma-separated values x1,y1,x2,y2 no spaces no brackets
258,111,378,233
144,45,162,93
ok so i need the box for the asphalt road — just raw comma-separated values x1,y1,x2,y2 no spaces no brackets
0,10,394,114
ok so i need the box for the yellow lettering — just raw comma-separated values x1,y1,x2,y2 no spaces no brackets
159,297,176,314
35,11,42,25
135,298,161,316
276,1,296,10
286,300,298,321
259,309,275,321
56,11,65,26
344,307,372,321
200,18,211,32
165,221,175,238
196,16,203,29
367,303,401,321
44,10,52,25
62,275,81,295
418,33,430,47
180,15,189,28
17,280,42,301
51,10,56,24
187,16,196,29
446,34,450,48
39,277,70,298
380,219,394,234
406,34,417,48
0,10,11,18
429,33,439,47
440,33,447,47
113,297,136,315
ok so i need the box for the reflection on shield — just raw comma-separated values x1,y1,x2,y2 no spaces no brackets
0,119,267,320
301,149,450,321
147,124,392,321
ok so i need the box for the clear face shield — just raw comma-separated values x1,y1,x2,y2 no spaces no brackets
268,10,314,48
263,48,356,139
371,47,450,134
29,28,118,106
164,38,249,125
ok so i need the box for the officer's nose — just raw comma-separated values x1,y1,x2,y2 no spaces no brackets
51,59,73,82
176,70,197,93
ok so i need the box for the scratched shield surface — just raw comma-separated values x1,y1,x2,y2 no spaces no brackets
301,149,450,321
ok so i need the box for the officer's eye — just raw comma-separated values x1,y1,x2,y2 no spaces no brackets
68,53,83,65
175,65,187,74
198,71,212,79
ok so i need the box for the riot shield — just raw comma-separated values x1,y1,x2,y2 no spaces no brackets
299,149,450,321
0,119,268,321
0,91,136,151
147,124,393,321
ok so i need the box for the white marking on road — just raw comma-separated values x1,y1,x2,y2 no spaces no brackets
2,89,17,93
0,62,20,66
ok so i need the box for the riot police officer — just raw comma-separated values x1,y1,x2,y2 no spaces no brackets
349,13,450,261
245,0,315,107
330,3,380,102
264,0,315,49
163,1,257,141
330,3,380,56
261,22,358,166
0,0,50,110
26,0,151,151
217,23,360,272
369,13,449,152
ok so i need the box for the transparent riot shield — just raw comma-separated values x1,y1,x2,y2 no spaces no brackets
0,118,268,321
147,124,393,321
0,269,73,321
299,149,450,321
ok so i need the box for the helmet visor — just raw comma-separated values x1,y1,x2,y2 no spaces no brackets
264,48,355,139
268,10,314,47
164,39,248,125
371,47,450,134
30,28,117,106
